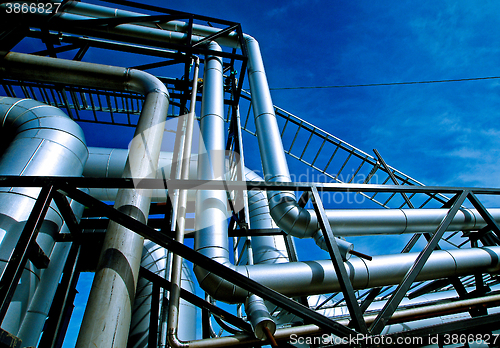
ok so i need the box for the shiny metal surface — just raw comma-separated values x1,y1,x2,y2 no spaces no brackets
84,147,198,202
166,54,200,347
193,41,233,299
129,241,167,348
244,294,276,340
0,48,169,348
5,3,500,346
77,64,169,347
17,198,86,347
0,97,88,335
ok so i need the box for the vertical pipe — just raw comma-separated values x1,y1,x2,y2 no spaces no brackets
193,41,231,286
166,56,200,347
0,55,170,346
0,97,88,335
17,198,85,347
128,241,167,348
76,85,169,346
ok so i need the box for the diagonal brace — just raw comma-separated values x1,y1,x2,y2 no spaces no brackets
467,192,500,239
369,190,469,334
0,185,54,324
310,186,368,334
140,267,253,334
58,184,359,338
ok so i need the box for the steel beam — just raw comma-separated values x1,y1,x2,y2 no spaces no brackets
369,190,469,334
58,184,359,338
1,176,500,196
373,149,415,209
0,185,54,324
310,186,368,334
468,191,500,239
38,243,81,348
139,267,253,334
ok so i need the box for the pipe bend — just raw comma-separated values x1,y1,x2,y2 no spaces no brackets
126,68,170,97
0,97,89,171
193,263,250,303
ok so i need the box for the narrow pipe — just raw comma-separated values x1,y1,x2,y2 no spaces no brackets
56,1,493,250
5,4,500,346
185,294,500,348
82,149,500,302
167,55,200,348
0,51,170,346
83,148,500,237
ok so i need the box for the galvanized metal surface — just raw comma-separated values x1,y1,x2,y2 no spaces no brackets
2,2,500,347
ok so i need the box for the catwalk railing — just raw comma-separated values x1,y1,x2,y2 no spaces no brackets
0,176,500,347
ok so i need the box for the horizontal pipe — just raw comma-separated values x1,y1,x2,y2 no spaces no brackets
186,294,500,348
44,1,500,243
84,148,500,236
0,51,170,347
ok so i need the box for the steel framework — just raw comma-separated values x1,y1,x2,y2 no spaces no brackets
0,1,500,348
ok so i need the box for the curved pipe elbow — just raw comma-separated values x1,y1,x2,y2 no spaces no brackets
126,68,170,97
268,191,318,239
167,331,189,348
193,264,250,303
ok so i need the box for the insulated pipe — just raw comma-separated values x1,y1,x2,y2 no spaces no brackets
83,148,500,237
129,241,167,348
82,149,500,305
84,147,198,202
0,51,170,347
17,197,86,347
48,0,500,301
76,69,169,347
314,207,499,236
244,295,276,341
192,246,500,303
128,242,197,348
47,3,500,242
184,295,500,348
0,97,88,335
244,36,322,240
244,169,288,265
59,2,241,49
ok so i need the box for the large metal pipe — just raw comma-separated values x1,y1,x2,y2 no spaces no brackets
129,241,167,348
53,0,495,249
0,51,170,346
128,241,197,348
82,148,500,304
17,198,86,347
84,147,197,202
83,147,500,237
0,97,88,335
59,2,241,49
244,169,289,265
196,245,500,302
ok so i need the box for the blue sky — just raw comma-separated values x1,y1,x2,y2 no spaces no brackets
64,0,500,193
10,0,500,345
169,0,500,192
